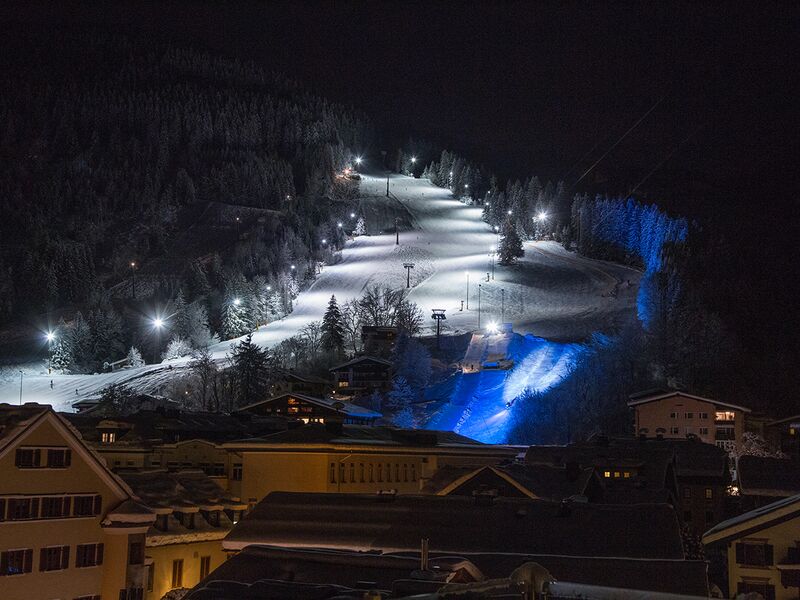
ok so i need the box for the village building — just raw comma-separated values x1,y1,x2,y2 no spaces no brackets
119,469,248,600
422,462,604,502
736,455,800,510
360,325,398,355
186,545,710,599
236,392,381,425
330,356,392,397
764,414,800,459
221,423,517,505
628,390,750,454
268,371,332,398
704,492,800,599
0,403,155,600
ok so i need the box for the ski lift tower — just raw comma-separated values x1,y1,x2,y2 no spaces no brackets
403,262,415,288
431,309,446,350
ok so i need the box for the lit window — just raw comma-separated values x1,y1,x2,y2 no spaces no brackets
705,488,713,500
0,549,33,575
100,432,116,444
715,411,735,422
338,381,349,388
603,471,611,478
623,471,631,479
614,471,621,478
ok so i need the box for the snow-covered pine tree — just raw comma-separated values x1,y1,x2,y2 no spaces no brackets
221,297,249,339
127,346,145,368
499,220,524,265
49,339,73,373
353,216,366,236
393,405,416,429
321,295,345,356
67,311,92,372
171,290,189,339
387,375,416,411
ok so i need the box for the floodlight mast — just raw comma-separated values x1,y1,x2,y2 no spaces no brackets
431,309,446,349
403,263,415,288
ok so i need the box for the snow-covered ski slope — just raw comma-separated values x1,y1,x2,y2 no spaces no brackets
0,172,640,424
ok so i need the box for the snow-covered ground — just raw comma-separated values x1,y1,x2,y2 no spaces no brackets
0,172,640,433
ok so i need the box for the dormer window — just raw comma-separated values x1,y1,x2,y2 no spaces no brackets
100,432,116,444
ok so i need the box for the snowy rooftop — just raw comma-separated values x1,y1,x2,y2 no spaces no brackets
237,393,381,419
224,491,685,560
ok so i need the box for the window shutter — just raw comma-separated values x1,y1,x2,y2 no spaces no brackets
65,449,71,466
766,584,775,600
0,498,5,521
31,498,39,519
64,496,72,517
735,543,744,564
93,495,102,515
39,548,47,571
1,551,8,575
76,544,85,567
33,449,41,467
61,546,69,570
23,549,32,573
765,544,774,565
97,543,104,565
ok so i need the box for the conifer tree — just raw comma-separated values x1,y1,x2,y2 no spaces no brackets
321,295,345,355
387,375,415,410
127,346,145,368
499,220,524,265
49,339,73,373
230,333,271,407
221,297,249,339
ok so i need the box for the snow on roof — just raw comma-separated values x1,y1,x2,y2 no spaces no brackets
120,469,246,512
225,492,685,559
237,393,381,419
329,355,392,371
225,423,494,450
703,492,800,543
627,390,751,412
0,403,50,451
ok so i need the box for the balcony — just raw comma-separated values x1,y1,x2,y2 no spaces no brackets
715,430,736,441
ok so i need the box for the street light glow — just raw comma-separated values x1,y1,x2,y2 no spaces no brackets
337,222,342,228
507,210,513,215
350,212,355,218
290,264,296,270
538,211,548,220
45,331,55,343
355,156,362,165
152,318,164,329
321,238,327,244
464,184,469,188
486,321,499,334
411,156,417,163
233,297,241,306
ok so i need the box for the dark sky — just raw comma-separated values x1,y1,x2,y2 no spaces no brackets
7,1,797,212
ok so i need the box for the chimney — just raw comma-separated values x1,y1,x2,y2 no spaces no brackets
420,538,429,571
557,499,572,517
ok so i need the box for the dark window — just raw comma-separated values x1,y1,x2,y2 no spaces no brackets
212,463,226,476
349,463,355,483
155,514,169,532
8,497,38,520
199,555,211,580
683,510,692,522
736,542,774,566
359,463,365,483
47,448,71,468
368,464,374,482
73,495,101,517
411,464,417,481
329,463,336,483
118,588,144,600
76,543,104,567
39,545,69,571
15,448,41,468
128,542,144,565
232,463,243,481
171,559,184,588
41,496,71,518
339,463,345,484
0,549,33,575
377,464,383,482
683,487,692,499
737,582,775,600
147,563,154,591
403,464,408,482
0,498,5,521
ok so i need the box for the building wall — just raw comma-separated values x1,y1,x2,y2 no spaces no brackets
725,516,800,599
238,450,510,503
0,417,133,600
146,539,227,600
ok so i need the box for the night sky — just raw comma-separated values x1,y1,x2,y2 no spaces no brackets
3,1,798,349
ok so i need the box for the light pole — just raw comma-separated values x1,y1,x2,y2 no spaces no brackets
395,216,400,245
152,317,165,364
46,331,55,373
477,284,482,329
18,370,23,405
488,247,495,281
403,263,415,288
130,261,137,299
501,288,505,323
465,272,470,310
431,309,446,350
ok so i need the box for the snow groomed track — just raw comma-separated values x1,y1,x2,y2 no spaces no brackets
0,172,640,444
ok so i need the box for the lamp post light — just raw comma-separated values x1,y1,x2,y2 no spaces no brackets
478,284,482,329
233,298,241,307
130,261,137,299
18,370,23,405
355,156,362,166
350,213,355,219
501,288,506,323
45,331,56,373
151,316,165,364
465,271,470,310
395,216,400,245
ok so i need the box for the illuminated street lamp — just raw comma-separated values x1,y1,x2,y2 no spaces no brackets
151,316,165,364
507,210,513,216
337,222,342,228
538,211,548,221
355,156,363,165
130,261,137,299
321,238,327,245
411,156,417,163
152,317,164,329
350,213,355,218
233,298,241,306
45,331,56,343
